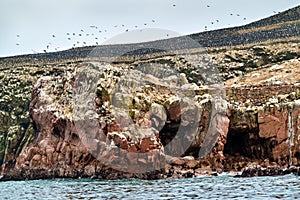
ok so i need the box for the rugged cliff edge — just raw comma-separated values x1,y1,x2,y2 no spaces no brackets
0,6,300,180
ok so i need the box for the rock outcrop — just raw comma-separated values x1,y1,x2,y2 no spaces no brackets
0,6,299,179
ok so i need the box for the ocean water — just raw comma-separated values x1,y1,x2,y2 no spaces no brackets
0,174,299,199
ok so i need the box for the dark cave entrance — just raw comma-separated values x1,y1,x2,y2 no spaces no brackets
224,128,268,160
224,131,251,157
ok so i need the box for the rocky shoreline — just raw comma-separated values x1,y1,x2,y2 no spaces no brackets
0,7,300,181
1,40,299,181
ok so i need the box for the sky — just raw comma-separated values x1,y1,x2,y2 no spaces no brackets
0,0,299,57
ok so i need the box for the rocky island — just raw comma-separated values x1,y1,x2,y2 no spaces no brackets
0,6,299,180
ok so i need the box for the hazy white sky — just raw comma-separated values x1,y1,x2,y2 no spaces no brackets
0,0,299,57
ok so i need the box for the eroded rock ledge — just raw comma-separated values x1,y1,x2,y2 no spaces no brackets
1,54,300,180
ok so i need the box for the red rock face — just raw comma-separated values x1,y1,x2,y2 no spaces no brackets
3,65,300,180
291,104,300,165
7,75,167,180
258,107,290,164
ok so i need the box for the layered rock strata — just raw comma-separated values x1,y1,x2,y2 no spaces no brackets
2,53,300,180
0,36,299,180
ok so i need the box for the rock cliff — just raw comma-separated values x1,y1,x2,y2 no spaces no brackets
0,6,300,180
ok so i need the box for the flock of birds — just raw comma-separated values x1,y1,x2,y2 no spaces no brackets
14,3,281,54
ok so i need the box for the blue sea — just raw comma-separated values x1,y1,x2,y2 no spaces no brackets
0,174,299,199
